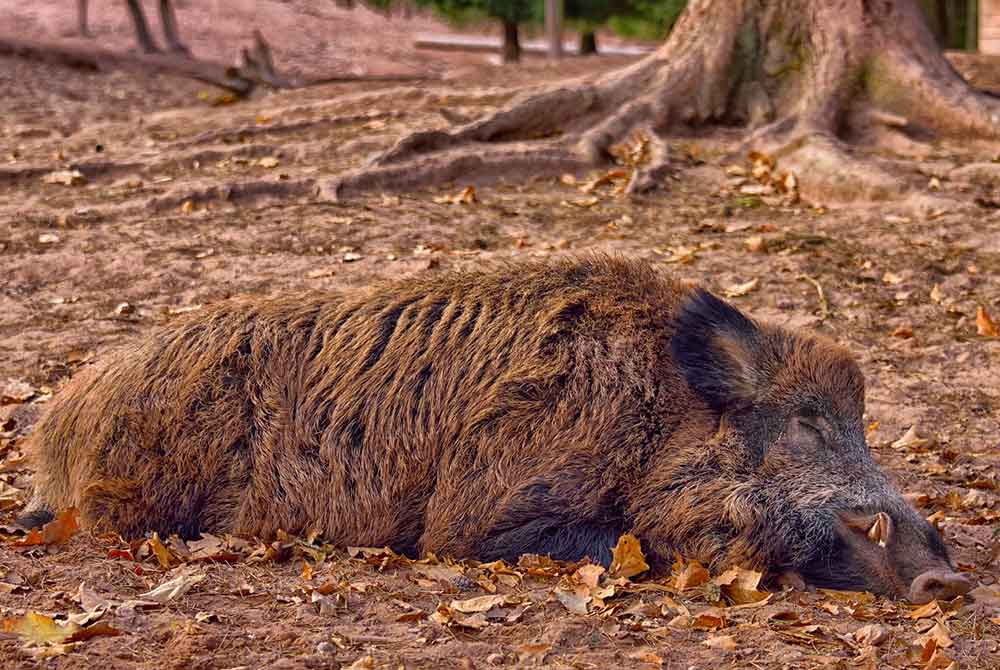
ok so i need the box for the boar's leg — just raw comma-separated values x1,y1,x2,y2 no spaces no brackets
421,478,626,565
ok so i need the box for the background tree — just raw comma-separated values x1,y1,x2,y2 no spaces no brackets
416,0,535,62
330,0,1000,203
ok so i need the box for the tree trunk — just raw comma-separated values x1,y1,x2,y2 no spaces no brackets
327,0,1000,203
158,0,189,54
502,20,521,64
579,31,597,55
125,0,160,53
77,0,91,37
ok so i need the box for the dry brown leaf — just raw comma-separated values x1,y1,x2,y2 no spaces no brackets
574,563,605,589
258,157,280,168
691,609,726,630
674,559,710,590
853,623,889,646
891,325,915,339
517,643,550,665
919,622,953,649
714,566,769,605
608,534,649,579
702,634,738,651
11,508,79,548
433,186,477,205
148,533,176,569
450,594,519,614
892,425,932,451
554,586,591,614
65,623,121,643
930,285,943,303
744,235,766,253
976,306,998,337
723,278,760,298
909,600,943,620
882,271,905,285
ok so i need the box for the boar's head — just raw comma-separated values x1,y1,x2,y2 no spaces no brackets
671,289,971,603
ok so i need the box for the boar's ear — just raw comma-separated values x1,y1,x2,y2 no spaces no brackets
671,288,763,411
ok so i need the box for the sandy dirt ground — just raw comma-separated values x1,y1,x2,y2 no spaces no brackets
1,3,999,669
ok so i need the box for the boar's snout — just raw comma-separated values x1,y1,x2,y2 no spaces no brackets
908,569,972,604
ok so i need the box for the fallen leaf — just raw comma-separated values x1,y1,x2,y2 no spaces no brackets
2,612,76,646
608,534,649,579
574,563,605,589
42,170,86,186
976,306,998,337
147,533,176,569
909,600,943,620
433,186,477,205
65,623,121,643
744,235,767,253
554,586,591,614
930,285,943,303
139,572,205,603
702,634,738,651
38,233,61,244
723,278,760,298
714,567,769,605
674,559,710,590
450,594,519,614
854,623,889,646
919,621,953,649
12,508,79,547
892,426,932,451
517,643,550,665
890,324,915,339
882,271,905,285
258,157,280,168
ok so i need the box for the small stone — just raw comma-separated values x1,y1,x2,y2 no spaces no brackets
486,652,505,666
115,302,135,316
315,641,337,655
38,233,60,244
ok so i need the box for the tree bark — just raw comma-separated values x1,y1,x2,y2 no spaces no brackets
158,0,189,54
501,20,521,64
327,0,1000,203
125,0,161,53
77,0,91,37
579,31,597,55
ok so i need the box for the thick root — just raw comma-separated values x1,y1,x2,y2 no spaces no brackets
325,143,593,200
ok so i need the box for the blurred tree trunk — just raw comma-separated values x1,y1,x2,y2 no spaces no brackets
579,30,597,54
502,20,521,63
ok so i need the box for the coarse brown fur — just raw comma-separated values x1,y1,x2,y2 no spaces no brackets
19,255,967,599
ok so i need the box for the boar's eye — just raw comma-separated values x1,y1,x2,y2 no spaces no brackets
795,414,831,441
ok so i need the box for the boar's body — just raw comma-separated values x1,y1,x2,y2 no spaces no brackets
20,256,970,601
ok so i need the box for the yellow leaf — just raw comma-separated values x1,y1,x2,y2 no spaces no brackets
976,306,998,337
2,612,77,646
608,534,649,579
148,533,176,569
258,157,280,168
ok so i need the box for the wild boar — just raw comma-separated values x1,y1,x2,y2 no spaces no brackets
17,256,970,603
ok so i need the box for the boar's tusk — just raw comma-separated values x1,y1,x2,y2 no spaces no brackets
867,512,892,548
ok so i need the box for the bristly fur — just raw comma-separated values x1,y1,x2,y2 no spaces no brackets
18,255,956,594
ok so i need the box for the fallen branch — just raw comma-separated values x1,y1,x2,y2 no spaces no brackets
0,33,436,98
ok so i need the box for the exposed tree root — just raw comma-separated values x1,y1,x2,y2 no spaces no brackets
325,0,1000,203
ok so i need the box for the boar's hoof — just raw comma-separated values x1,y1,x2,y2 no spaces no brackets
908,569,972,604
